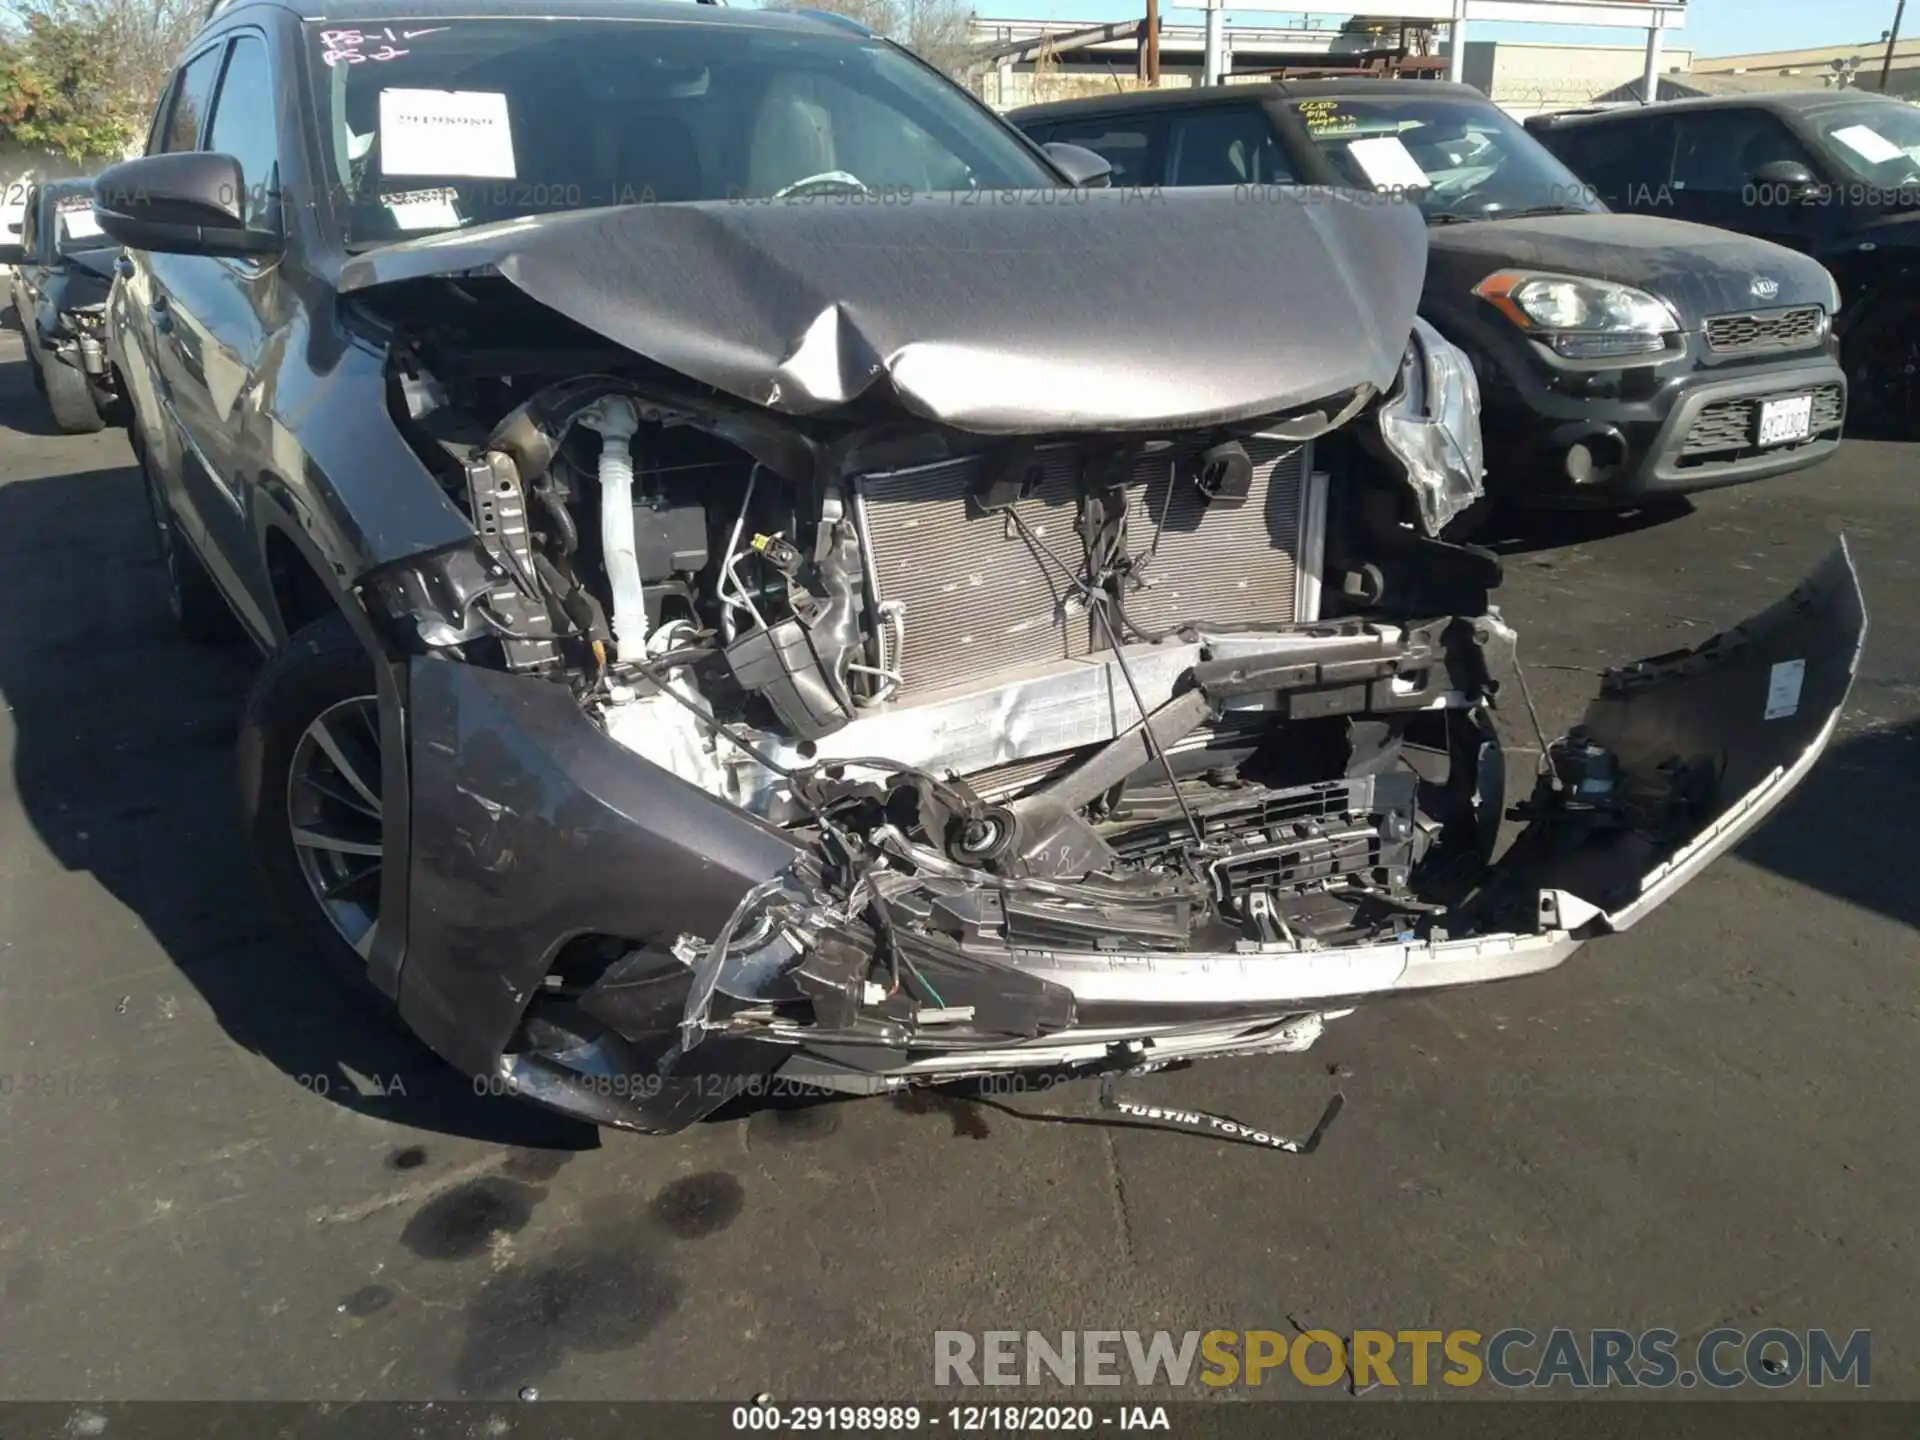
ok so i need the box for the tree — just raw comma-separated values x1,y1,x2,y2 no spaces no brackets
0,0,201,159
774,0,980,80
0,12,135,160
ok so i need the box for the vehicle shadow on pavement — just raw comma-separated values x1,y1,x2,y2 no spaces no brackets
0,420,595,1151
1472,497,1695,556
1735,717,1920,932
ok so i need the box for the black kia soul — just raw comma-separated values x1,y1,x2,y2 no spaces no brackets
1014,81,1847,513
1529,91,1920,438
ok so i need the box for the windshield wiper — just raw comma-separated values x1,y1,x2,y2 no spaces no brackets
1486,204,1595,219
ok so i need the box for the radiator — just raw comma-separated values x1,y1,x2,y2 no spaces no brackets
856,438,1312,698
1118,437,1306,641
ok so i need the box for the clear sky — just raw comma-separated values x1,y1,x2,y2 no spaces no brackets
989,0,1911,61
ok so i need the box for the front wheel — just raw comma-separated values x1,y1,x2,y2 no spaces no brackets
239,613,398,1016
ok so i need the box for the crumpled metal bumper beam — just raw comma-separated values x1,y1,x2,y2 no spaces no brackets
394,541,1864,1130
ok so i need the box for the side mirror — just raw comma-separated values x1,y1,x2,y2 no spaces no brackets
92,151,279,258
1043,141,1114,189
0,242,25,266
1753,159,1819,190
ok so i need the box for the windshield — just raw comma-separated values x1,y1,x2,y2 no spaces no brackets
307,17,1058,248
1811,101,1920,186
1289,95,1604,222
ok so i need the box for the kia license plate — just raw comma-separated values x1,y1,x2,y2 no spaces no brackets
1756,393,1814,447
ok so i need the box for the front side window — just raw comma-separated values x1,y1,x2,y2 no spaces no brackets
204,35,280,228
306,17,1057,247
1289,95,1604,221
1809,101,1920,186
159,46,225,154
1670,110,1817,193
1166,106,1294,186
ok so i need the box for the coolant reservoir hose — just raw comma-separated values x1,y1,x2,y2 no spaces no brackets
583,397,644,661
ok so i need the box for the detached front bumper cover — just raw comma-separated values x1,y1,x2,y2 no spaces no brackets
395,542,1864,1132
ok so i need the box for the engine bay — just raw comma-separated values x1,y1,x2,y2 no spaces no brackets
342,271,1864,1128
369,339,1514,988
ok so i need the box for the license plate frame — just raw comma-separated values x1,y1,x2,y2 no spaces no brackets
1755,392,1815,447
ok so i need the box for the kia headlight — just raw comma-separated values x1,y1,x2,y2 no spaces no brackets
1377,317,1485,537
1473,270,1680,360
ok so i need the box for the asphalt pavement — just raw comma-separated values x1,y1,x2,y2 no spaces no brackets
0,324,1915,1402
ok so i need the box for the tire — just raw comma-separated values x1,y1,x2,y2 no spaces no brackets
1842,296,1920,441
239,612,399,1017
41,351,105,433
138,439,239,644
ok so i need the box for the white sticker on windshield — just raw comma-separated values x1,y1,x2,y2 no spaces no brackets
1830,124,1904,165
383,187,461,231
1346,135,1430,191
1765,658,1805,720
379,89,515,178
59,206,102,239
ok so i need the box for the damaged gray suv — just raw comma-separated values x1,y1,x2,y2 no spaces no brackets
96,0,1865,1134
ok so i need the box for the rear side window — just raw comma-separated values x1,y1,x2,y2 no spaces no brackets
1022,114,1166,186
157,45,226,154
1541,119,1671,201
1670,110,1817,192
1166,106,1295,186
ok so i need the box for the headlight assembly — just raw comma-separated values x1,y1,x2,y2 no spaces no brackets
1377,317,1485,537
1473,270,1680,359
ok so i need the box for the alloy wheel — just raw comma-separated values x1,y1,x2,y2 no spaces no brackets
286,696,385,959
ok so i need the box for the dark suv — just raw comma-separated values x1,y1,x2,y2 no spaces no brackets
1014,81,1848,513
90,0,1861,1134
1528,91,1920,435
0,177,122,432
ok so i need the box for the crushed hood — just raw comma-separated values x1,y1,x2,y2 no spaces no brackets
338,186,1429,433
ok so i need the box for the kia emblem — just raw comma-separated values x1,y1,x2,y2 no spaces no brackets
1751,276,1781,299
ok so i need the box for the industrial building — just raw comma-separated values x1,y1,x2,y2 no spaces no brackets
1684,36,1920,99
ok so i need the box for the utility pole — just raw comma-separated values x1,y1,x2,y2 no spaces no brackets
1446,0,1467,84
1203,0,1225,85
1881,0,1907,92
1145,0,1160,85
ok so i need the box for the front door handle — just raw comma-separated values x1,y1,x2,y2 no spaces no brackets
149,295,172,335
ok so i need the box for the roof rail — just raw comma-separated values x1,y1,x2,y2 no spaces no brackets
795,8,870,31
1523,106,1609,129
